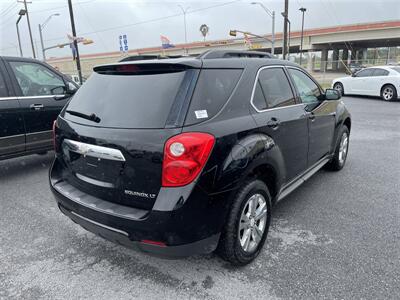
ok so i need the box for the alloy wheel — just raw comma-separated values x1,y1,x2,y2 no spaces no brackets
238,193,268,253
338,132,349,165
382,87,394,101
334,83,343,95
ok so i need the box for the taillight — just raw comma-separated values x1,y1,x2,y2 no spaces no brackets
52,120,58,151
162,132,215,187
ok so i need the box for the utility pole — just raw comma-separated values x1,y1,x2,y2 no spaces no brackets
299,7,306,65
67,0,83,85
178,5,189,55
21,0,36,58
282,0,289,59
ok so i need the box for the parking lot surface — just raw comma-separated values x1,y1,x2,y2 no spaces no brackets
1,96,399,299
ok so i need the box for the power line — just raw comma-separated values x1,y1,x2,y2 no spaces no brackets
0,0,242,52
0,1,18,17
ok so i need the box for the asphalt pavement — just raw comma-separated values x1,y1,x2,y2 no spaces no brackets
1,96,399,299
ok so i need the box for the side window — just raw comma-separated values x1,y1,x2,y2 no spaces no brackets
0,70,8,97
355,69,373,77
9,61,66,96
288,68,321,104
256,68,295,109
185,69,242,125
252,81,268,111
372,69,389,76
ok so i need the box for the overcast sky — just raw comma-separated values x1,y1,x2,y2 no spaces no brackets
0,0,399,58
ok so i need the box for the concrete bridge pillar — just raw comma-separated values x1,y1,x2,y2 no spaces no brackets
332,49,339,71
350,49,357,62
320,49,328,72
307,50,314,72
361,48,368,64
341,49,349,70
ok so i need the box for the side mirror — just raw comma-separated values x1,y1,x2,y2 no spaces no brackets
325,88,341,100
66,81,78,95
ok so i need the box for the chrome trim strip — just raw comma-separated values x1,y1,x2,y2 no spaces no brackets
0,95,65,101
63,139,126,162
70,211,129,236
0,97,18,101
18,95,65,100
26,130,53,136
0,133,25,140
76,173,115,188
250,65,303,113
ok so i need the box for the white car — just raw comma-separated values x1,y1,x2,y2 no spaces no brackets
332,66,400,101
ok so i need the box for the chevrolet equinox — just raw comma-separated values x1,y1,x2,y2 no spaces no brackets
50,50,351,265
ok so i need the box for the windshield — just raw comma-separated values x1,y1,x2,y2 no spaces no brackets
64,70,187,129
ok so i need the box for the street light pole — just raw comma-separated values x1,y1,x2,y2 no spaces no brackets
282,0,289,59
22,0,36,58
251,2,275,55
299,7,306,65
67,0,83,85
178,5,189,54
16,13,24,57
39,13,60,61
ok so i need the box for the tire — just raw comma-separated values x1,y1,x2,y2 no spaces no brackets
326,126,350,171
216,179,272,266
381,84,397,101
333,82,344,96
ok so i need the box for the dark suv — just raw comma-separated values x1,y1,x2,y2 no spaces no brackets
0,56,78,161
50,50,351,265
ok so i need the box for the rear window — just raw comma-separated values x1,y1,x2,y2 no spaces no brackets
184,69,242,125
391,67,400,74
65,70,187,128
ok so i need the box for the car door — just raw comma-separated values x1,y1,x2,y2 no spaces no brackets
250,66,308,183
287,67,335,167
0,58,25,157
350,68,374,95
5,59,71,152
369,68,390,97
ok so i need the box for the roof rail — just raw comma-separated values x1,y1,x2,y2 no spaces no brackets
198,50,274,59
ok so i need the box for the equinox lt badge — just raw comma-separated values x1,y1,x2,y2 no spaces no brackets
124,190,156,199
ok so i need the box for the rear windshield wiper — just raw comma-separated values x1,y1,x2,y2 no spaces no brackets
66,110,101,123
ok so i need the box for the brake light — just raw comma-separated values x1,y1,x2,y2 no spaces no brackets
162,132,215,187
52,120,58,151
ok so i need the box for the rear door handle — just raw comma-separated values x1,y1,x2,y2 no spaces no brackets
267,117,281,129
308,113,316,121
30,104,44,110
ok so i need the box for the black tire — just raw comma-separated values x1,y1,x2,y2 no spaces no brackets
216,179,272,266
333,82,344,96
326,126,350,171
380,84,397,102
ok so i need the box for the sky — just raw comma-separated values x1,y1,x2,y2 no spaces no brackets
0,0,399,59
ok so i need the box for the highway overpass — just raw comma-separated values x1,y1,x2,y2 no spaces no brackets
48,20,400,76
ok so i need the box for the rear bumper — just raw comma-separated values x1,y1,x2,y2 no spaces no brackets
49,159,221,258
58,204,219,258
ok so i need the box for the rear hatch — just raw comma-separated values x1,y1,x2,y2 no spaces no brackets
55,60,243,210
56,62,200,210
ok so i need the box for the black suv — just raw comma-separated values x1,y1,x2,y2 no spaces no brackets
0,56,78,160
50,50,351,265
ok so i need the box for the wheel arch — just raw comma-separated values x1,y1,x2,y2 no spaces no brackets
243,163,280,204
343,117,351,132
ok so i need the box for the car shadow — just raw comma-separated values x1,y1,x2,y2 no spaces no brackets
0,152,54,181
